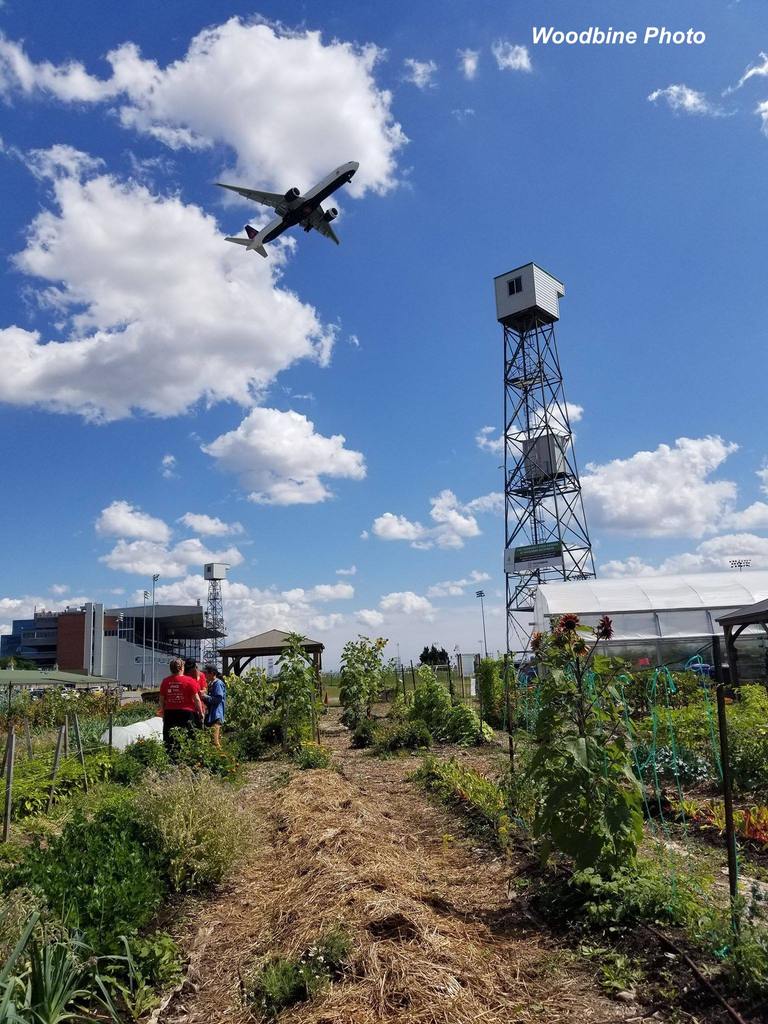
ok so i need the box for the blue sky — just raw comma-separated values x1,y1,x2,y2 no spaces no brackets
1,0,767,665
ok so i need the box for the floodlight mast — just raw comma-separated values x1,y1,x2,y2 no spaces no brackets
203,563,229,666
495,263,596,655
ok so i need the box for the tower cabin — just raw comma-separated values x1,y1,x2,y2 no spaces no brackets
494,263,565,328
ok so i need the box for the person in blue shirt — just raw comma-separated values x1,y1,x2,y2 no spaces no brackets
202,664,226,748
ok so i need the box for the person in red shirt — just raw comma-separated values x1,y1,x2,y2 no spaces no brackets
159,658,204,753
184,658,207,726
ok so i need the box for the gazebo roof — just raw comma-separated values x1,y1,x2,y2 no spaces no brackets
718,597,768,629
218,628,324,656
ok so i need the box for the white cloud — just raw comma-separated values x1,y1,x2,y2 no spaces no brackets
582,436,739,538
403,58,438,89
336,565,357,576
601,533,768,577
758,100,768,137
160,454,177,479
758,464,768,495
724,502,768,531
458,49,479,80
491,41,532,72
50,584,69,596
202,407,365,505
380,591,434,617
475,426,502,454
100,537,243,577
309,613,345,632
372,488,499,550
306,583,354,602
96,500,171,543
178,512,244,536
356,608,384,628
427,570,490,598
726,52,768,93
0,151,335,421
0,20,406,196
648,85,722,116
451,108,475,121
465,492,504,515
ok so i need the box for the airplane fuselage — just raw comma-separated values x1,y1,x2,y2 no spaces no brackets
262,161,358,243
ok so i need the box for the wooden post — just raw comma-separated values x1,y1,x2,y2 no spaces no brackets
400,665,406,700
503,654,515,771
24,720,33,759
3,728,15,843
47,725,66,812
410,660,416,692
108,712,114,754
447,662,454,700
73,714,88,793
63,715,70,758
713,636,739,932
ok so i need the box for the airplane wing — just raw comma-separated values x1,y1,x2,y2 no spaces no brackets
307,205,340,245
224,236,250,245
216,183,285,210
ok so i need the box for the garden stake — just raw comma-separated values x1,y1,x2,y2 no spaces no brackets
713,636,739,932
73,713,88,792
400,665,406,699
24,719,33,759
63,714,70,758
3,728,15,843
410,660,416,692
108,712,114,754
446,662,454,700
47,724,66,812
503,653,514,771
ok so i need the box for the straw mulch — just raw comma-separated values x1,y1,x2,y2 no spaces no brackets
162,742,629,1024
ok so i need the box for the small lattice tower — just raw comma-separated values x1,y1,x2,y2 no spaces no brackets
494,263,595,653
203,562,229,665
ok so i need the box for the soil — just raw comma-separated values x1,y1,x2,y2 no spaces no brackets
158,713,745,1024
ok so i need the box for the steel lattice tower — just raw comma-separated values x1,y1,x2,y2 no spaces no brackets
203,563,229,665
494,264,595,653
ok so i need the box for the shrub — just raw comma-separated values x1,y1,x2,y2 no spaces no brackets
260,716,283,746
476,658,504,728
444,702,483,745
339,636,388,727
134,767,247,892
350,718,378,749
294,742,332,770
173,727,238,778
231,724,267,761
375,719,432,754
112,738,170,784
8,795,165,949
247,925,351,1018
410,665,452,737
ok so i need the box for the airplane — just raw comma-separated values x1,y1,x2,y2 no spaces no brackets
218,160,359,257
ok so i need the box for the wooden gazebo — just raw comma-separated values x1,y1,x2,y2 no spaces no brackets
219,629,324,678
717,597,768,688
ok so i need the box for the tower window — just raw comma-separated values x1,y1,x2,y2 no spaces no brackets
508,276,523,296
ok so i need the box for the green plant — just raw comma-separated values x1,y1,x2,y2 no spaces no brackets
173,726,238,778
1,750,114,822
126,932,182,989
276,633,320,749
339,635,388,728
246,925,351,1018
350,718,378,749
293,742,332,770
111,738,170,784
477,658,504,728
410,665,452,738
444,702,483,745
374,719,432,754
415,757,510,848
8,796,165,950
527,617,643,876
134,767,246,892
226,668,277,732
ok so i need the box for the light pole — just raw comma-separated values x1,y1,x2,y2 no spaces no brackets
141,590,149,686
730,559,751,573
476,590,488,658
151,574,159,687
115,612,123,684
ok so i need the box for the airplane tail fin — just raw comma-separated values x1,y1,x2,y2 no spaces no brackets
244,225,258,239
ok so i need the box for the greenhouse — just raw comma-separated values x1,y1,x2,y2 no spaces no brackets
532,570,768,677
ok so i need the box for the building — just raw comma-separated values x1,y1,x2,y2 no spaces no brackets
1,601,222,686
532,571,768,678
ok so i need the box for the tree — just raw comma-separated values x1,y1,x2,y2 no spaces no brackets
419,644,448,666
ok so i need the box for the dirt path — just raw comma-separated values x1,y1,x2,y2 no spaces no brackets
159,717,648,1024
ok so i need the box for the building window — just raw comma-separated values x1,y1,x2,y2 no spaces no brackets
508,276,523,296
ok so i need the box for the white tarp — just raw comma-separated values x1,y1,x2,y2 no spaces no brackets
101,716,163,751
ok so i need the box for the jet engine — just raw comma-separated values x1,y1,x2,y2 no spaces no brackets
324,207,339,222
284,187,301,201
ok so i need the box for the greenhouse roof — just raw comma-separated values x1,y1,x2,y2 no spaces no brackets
535,571,768,616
